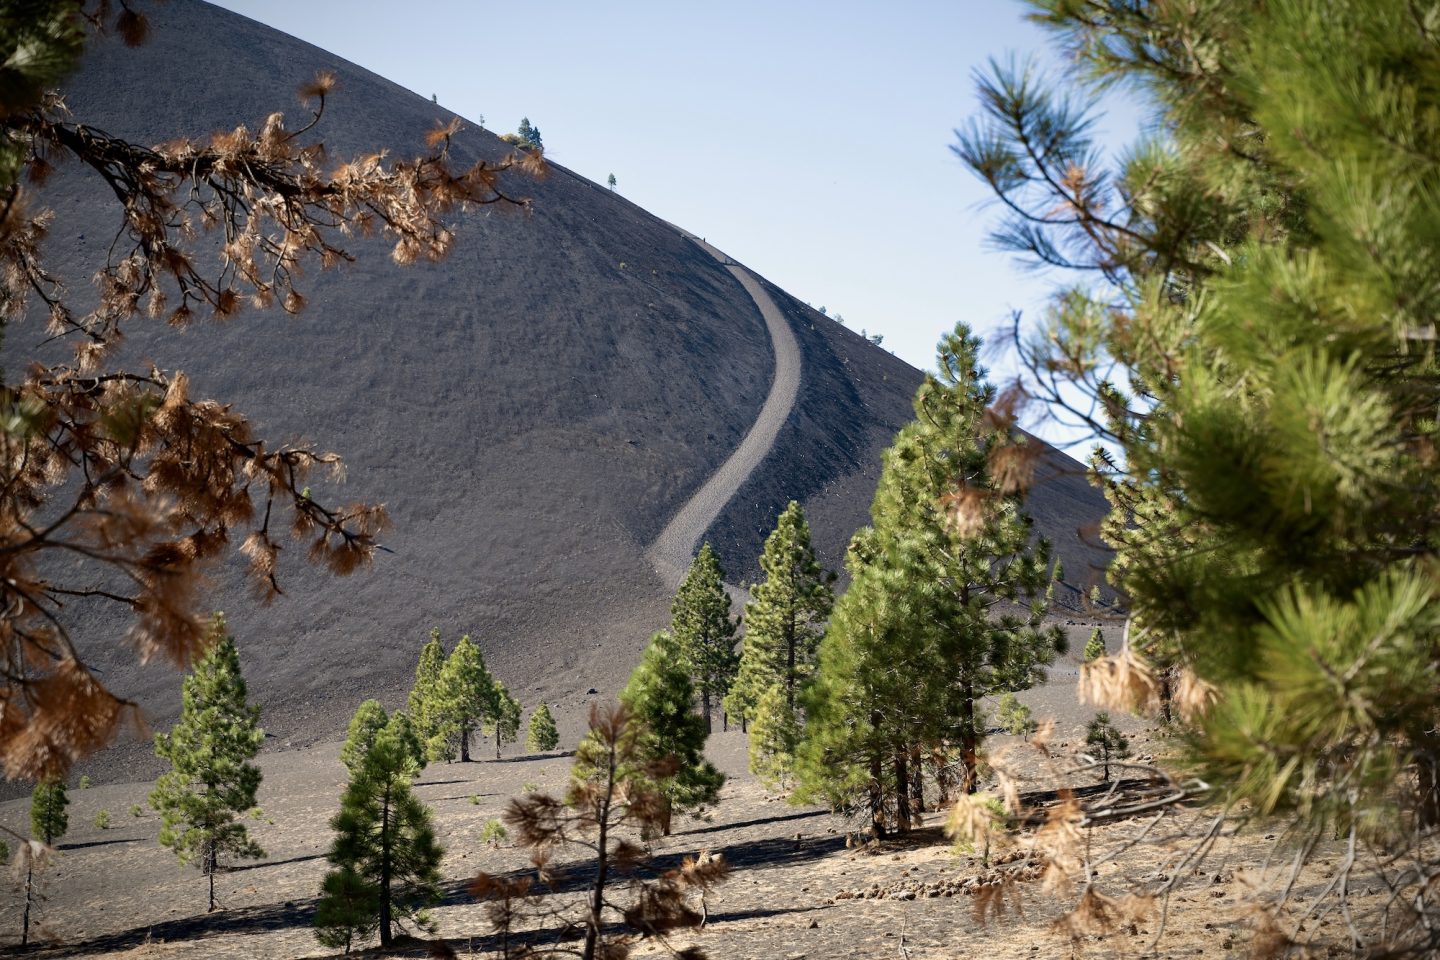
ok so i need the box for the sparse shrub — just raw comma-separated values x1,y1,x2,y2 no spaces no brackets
996,692,1036,736
521,781,538,793
469,795,481,806
78,775,90,790
479,818,508,848
1083,628,1105,662
94,809,110,830
470,705,728,959
129,804,142,818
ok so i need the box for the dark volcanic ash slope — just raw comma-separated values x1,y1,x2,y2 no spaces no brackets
17,0,1109,779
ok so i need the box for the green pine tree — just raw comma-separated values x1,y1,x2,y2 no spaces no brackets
798,326,1063,835
432,634,496,762
316,711,443,950
340,700,390,774
727,501,834,731
1083,628,1105,663
671,542,739,734
30,779,68,845
407,629,447,760
996,692,1036,736
1084,713,1131,784
526,703,560,753
313,868,378,954
607,630,724,834
748,683,799,791
21,778,69,946
956,6,1440,943
486,678,522,759
150,614,265,912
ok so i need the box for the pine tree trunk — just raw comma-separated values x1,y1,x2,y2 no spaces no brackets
722,710,728,733
461,722,471,763
496,733,501,761
909,743,925,813
1416,730,1440,827
207,846,216,912
786,622,797,713
21,861,33,947
960,692,979,794
893,748,911,833
701,687,712,735
868,711,887,839
1159,668,1173,726
379,785,393,948
934,746,953,806
583,739,617,960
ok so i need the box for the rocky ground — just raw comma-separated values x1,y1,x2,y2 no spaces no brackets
0,632,1375,960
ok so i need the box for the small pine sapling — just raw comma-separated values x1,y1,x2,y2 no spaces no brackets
996,692,1037,736
94,809,110,830
747,684,798,791
479,818,508,848
1084,713,1131,783
1083,628,1105,663
20,779,69,946
526,703,559,753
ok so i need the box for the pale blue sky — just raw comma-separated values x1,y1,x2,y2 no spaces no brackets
211,0,1147,444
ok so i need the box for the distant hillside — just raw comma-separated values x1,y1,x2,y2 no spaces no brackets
13,0,1110,782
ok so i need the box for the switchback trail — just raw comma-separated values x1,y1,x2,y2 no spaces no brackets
645,235,801,590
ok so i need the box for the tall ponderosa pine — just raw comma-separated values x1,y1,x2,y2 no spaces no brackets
316,711,443,951
727,501,834,732
798,326,1063,835
610,630,724,834
487,679,523,759
526,703,560,753
671,543,739,734
407,630,447,760
433,635,496,762
150,614,265,912
955,1,1440,947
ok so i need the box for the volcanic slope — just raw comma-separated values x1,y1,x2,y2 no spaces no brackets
21,0,1111,779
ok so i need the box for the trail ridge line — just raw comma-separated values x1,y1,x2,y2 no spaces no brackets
645,234,802,592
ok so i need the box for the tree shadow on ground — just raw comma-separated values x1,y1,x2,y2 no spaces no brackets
488,751,575,764
5,898,318,958
672,808,824,839
22,810,847,957
230,852,325,873
57,836,142,852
